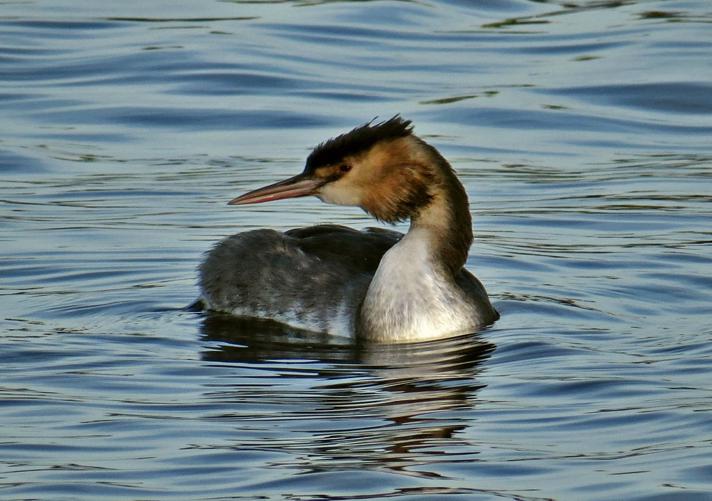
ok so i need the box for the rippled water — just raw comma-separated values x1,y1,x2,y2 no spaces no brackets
2,1,712,499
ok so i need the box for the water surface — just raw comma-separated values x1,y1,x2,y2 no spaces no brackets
2,0,712,499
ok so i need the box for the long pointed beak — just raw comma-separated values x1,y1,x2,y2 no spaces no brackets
228,173,324,206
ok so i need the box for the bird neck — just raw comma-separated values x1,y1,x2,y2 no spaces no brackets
362,137,473,274
357,153,476,342
408,153,473,275
357,175,474,342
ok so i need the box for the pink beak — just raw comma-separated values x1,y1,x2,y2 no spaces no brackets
228,174,324,206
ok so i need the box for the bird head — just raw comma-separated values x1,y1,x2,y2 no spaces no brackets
229,116,438,223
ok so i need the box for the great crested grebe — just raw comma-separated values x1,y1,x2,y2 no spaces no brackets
198,116,498,343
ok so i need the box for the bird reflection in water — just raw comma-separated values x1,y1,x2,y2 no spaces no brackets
200,315,494,479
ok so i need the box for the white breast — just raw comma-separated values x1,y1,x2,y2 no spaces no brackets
359,228,476,343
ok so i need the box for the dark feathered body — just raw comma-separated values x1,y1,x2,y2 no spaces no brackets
199,225,496,338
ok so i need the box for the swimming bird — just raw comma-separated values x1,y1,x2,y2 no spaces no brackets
198,116,498,343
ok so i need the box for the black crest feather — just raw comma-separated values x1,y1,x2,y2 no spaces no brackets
305,115,413,172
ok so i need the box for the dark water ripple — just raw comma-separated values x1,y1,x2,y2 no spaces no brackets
2,0,712,500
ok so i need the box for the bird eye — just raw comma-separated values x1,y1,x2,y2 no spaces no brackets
339,164,351,173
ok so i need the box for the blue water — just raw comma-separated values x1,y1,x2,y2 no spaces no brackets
2,1,712,499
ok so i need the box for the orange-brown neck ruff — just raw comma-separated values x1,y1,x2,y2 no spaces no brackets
359,136,473,276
